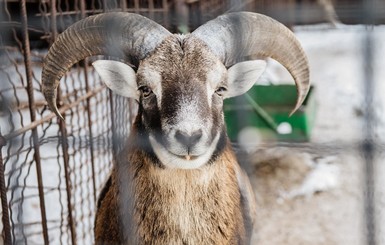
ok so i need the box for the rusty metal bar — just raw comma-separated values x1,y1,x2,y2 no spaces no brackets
58,114,77,245
35,8,167,16
3,86,105,140
49,1,77,243
80,0,97,203
56,88,78,244
109,90,118,162
176,0,189,33
3,86,105,141
162,0,169,28
148,0,154,19
0,21,45,33
20,0,50,244
362,1,376,245
120,0,127,10
100,0,118,164
0,135,12,245
134,0,140,13
102,0,107,12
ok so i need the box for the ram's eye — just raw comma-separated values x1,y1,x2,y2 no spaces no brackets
215,86,227,96
139,86,153,98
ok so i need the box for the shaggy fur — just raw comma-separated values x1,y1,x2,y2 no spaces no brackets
94,113,255,244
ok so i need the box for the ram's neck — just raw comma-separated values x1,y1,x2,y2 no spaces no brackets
129,143,244,244
137,141,237,182
110,116,246,244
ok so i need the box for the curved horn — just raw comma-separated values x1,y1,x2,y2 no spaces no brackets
192,12,310,115
42,12,171,119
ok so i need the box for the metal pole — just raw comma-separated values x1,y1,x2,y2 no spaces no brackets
2,86,105,142
109,90,118,161
58,118,77,245
0,135,12,245
100,1,118,163
162,0,169,29
80,0,97,204
49,0,77,244
20,0,50,244
362,34,376,245
362,1,376,245
175,0,189,33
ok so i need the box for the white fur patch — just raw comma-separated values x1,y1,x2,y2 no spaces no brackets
175,98,206,133
226,60,267,98
92,60,139,99
149,133,220,169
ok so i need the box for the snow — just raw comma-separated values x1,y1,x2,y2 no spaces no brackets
283,156,340,199
248,24,385,245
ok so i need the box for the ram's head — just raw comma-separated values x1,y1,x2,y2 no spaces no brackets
42,12,309,169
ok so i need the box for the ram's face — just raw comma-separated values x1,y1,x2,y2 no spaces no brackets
93,35,266,169
134,36,228,169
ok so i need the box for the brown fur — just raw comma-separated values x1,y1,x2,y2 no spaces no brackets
95,131,253,245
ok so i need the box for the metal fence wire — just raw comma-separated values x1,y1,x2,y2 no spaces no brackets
0,0,384,244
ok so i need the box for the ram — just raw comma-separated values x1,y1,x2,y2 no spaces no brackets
42,12,309,244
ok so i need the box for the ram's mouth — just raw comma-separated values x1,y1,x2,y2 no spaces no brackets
175,154,199,161
149,133,221,169
167,148,201,161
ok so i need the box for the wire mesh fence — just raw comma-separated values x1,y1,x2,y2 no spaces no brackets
0,1,145,244
0,0,384,244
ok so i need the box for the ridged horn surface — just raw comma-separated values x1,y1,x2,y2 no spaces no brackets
42,12,171,119
192,12,310,115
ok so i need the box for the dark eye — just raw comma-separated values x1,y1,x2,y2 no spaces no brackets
139,86,153,98
215,86,227,96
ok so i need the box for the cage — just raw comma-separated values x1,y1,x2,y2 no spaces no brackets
0,0,384,244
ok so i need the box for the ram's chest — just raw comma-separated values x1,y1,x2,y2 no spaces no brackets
133,163,243,244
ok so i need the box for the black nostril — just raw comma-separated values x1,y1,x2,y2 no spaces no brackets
175,130,203,147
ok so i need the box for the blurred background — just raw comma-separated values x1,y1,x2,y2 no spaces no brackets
0,0,384,244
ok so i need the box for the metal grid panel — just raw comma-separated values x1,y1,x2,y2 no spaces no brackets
0,0,167,244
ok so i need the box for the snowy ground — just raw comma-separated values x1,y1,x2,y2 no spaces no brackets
243,24,385,245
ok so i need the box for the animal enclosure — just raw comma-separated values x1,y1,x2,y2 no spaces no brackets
0,0,384,244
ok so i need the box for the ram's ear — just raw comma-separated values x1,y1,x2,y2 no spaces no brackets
225,60,267,98
92,60,139,100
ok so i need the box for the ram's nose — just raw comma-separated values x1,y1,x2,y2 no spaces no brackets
175,129,203,148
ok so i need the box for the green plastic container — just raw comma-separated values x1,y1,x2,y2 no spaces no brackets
224,84,316,142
